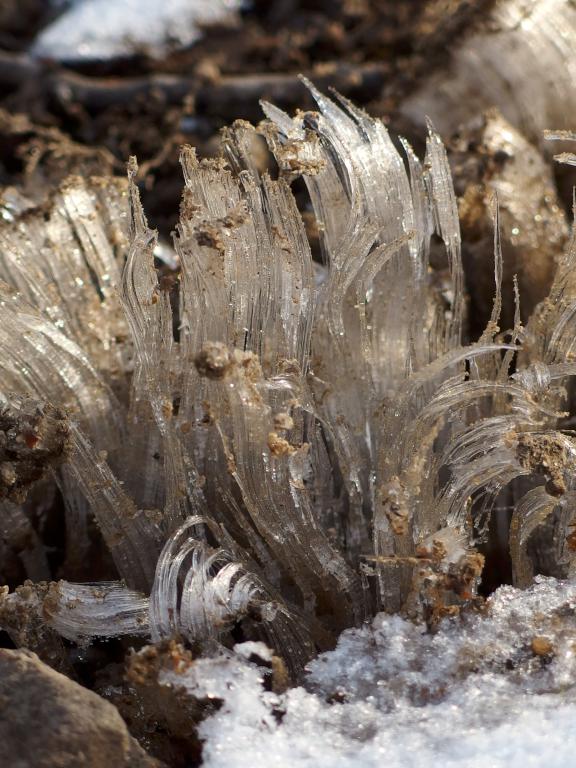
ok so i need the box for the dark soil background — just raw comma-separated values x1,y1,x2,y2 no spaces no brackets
0,0,489,236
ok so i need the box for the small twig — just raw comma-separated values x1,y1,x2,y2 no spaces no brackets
50,71,193,110
196,64,386,119
47,63,386,118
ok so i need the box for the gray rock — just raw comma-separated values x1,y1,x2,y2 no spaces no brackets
0,648,163,768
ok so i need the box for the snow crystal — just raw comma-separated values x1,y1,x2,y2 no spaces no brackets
188,578,576,768
33,0,242,62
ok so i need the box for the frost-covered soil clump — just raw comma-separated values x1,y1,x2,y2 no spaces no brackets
184,577,576,768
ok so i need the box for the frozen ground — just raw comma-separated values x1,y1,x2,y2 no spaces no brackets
165,577,576,768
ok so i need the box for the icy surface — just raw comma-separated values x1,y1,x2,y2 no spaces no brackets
185,578,576,768
1,87,576,680
33,0,241,62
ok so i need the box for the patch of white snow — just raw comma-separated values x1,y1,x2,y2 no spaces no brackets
33,0,242,62
176,577,576,768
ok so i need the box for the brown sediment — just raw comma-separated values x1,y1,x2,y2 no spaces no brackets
516,433,573,497
0,395,70,503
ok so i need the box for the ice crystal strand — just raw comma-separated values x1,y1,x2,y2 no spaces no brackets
437,388,576,581
172,143,366,627
323,93,431,387
261,104,360,317
259,104,373,549
66,424,161,591
373,347,515,610
261,89,466,579
506,427,576,586
305,406,369,564
175,150,270,529
122,158,173,423
50,178,128,360
437,416,528,529
522,199,576,368
429,381,570,533
176,150,247,358
121,159,205,527
261,93,408,543
423,123,464,348
176,147,314,372
220,120,270,178
509,487,557,587
148,516,209,641
399,137,443,366
510,491,576,585
486,196,503,339
197,349,366,629
0,287,120,451
44,581,150,642
148,516,315,673
180,558,258,639
497,276,523,385
240,173,315,372
467,197,505,386
0,177,131,389
263,85,426,392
